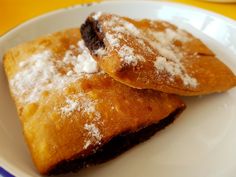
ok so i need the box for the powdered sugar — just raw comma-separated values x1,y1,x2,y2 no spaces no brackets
63,40,99,74
105,33,120,48
10,40,100,104
83,123,102,149
10,37,105,150
182,74,198,87
150,28,198,87
84,123,102,141
75,41,99,73
102,15,145,66
150,28,190,45
154,56,198,87
98,14,198,88
94,48,107,56
60,93,100,118
60,93,103,150
154,56,180,76
107,16,140,36
61,97,80,116
147,28,190,61
103,15,140,44
92,11,102,21
118,45,144,66
10,50,68,103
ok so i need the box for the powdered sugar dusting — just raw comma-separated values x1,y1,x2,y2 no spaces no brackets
60,93,100,118
101,15,145,66
118,45,144,66
92,11,102,21
60,92,103,149
94,48,107,56
10,40,100,104
152,28,190,45
63,40,99,74
61,97,80,116
83,123,102,149
98,13,198,88
154,56,198,87
105,33,120,48
149,28,198,87
60,93,103,149
10,50,71,103
75,41,99,74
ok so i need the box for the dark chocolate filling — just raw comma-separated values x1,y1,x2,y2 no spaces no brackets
80,18,105,53
47,108,183,175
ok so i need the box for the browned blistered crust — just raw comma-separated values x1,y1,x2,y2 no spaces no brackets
3,28,185,175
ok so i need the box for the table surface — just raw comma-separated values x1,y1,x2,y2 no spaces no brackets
0,0,236,36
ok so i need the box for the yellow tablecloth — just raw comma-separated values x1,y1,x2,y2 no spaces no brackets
0,0,236,35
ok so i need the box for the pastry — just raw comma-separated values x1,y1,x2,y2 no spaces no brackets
3,28,185,175
81,12,236,96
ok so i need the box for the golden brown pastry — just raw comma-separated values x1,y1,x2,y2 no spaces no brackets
3,28,185,175
81,12,236,96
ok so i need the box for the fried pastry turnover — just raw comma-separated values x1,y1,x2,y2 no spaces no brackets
3,28,185,175
81,13,236,96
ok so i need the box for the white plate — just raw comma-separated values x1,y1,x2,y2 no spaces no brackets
1,1,236,177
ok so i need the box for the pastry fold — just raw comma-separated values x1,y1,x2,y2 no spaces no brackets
3,28,185,175
81,13,236,96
